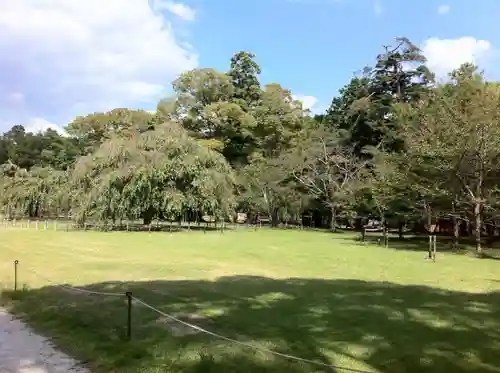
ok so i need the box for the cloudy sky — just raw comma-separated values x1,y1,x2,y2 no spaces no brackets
0,0,498,133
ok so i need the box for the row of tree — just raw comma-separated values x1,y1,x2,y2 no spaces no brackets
1,37,499,255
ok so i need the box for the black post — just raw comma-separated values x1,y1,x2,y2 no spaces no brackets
14,260,19,291
126,291,132,341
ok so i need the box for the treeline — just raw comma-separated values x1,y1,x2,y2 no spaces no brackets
1,37,500,255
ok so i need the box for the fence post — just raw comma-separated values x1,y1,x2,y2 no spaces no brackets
126,291,132,341
14,260,19,291
433,235,437,262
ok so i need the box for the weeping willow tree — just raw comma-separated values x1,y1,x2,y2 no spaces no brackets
0,163,70,219
71,122,236,225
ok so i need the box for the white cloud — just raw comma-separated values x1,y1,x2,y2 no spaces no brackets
25,118,65,135
0,0,198,131
293,94,318,111
155,1,196,21
437,4,450,14
422,37,493,79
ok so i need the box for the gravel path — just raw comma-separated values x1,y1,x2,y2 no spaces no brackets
0,308,90,373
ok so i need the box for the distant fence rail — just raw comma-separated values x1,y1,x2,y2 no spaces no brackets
0,218,322,233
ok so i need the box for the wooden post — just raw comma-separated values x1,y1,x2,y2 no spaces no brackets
14,260,19,291
425,222,437,261
433,235,437,262
126,292,132,341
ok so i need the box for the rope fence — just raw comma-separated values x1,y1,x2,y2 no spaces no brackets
4,259,375,373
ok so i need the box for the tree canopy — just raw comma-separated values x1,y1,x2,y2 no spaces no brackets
2,39,500,256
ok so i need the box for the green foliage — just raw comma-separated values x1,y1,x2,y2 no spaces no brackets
286,125,368,230
228,51,262,110
325,37,433,156
239,156,307,225
201,101,257,164
71,122,236,224
66,108,156,152
0,125,81,170
3,44,500,238
251,84,306,158
0,166,69,218
395,65,500,253
172,68,235,135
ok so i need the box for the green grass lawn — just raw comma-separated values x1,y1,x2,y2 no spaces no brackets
1,227,500,373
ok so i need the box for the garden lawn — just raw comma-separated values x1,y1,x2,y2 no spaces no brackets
1,227,500,373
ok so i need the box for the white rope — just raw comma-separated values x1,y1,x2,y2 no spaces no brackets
132,296,374,373
27,268,123,297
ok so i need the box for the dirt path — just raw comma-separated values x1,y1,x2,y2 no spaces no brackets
0,308,89,373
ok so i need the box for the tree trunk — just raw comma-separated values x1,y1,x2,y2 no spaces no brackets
355,218,363,231
330,206,336,233
453,219,460,251
270,210,279,228
379,215,387,247
142,208,154,226
452,201,459,250
474,200,483,257
398,222,404,240
383,223,388,247
427,212,433,259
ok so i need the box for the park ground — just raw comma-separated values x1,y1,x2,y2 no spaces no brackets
1,227,500,373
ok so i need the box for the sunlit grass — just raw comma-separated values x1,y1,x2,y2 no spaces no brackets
1,227,500,373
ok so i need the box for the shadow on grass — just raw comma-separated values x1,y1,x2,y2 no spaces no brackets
2,277,500,373
344,233,500,259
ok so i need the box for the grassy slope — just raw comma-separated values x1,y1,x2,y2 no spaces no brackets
1,227,500,373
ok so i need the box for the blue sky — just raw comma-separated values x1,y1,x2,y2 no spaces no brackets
190,0,499,112
0,0,499,133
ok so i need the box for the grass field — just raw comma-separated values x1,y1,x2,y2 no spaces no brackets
1,227,500,373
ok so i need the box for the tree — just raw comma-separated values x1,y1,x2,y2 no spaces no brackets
240,156,305,227
201,101,257,165
251,84,306,158
324,77,371,155
71,122,236,225
324,37,433,156
227,51,262,110
0,125,82,171
66,108,155,152
398,64,500,256
0,165,69,219
288,126,368,232
172,68,235,136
